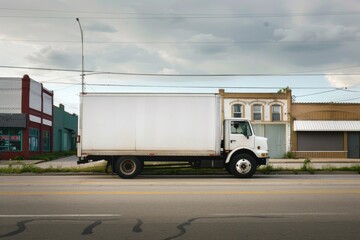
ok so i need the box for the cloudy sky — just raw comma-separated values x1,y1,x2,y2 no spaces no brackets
1,0,360,114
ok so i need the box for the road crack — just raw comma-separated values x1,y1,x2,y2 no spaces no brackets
82,220,102,235
0,220,33,238
0,218,118,238
132,218,143,233
163,215,283,240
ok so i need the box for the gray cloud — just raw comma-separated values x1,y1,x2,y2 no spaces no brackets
84,22,118,33
26,47,81,69
273,25,360,42
326,75,360,88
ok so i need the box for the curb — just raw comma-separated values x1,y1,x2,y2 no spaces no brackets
1,170,359,176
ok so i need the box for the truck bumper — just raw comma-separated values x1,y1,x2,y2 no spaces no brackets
257,157,269,166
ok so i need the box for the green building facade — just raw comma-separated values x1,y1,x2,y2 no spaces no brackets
53,104,78,152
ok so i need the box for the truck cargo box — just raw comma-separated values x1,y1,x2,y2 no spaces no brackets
78,93,222,157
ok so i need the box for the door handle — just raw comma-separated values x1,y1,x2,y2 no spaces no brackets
230,140,236,143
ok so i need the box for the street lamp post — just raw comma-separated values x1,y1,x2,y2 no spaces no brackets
76,18,85,93
76,18,85,160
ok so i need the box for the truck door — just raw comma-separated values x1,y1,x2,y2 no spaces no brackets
229,120,255,150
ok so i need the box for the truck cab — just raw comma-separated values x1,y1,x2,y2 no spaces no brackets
223,119,269,177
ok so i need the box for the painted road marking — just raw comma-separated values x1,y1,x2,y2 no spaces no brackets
1,179,360,186
0,214,121,218
211,213,348,217
0,190,359,196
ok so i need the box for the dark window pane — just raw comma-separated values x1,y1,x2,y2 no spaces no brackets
253,105,262,120
254,113,261,120
272,105,281,121
272,113,281,121
233,104,242,118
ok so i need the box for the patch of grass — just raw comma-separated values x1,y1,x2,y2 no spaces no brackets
283,151,296,159
320,165,360,174
258,165,275,174
11,156,25,161
27,151,76,161
301,158,315,174
0,162,106,174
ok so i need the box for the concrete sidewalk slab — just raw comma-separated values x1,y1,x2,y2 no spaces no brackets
35,155,106,169
269,158,360,169
270,158,360,163
0,160,44,168
0,156,105,169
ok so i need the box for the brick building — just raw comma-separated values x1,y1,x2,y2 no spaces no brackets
291,102,360,158
0,75,53,159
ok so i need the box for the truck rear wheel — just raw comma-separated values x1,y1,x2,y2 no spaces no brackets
115,156,142,179
230,153,256,178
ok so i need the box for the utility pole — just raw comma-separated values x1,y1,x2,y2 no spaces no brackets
76,18,85,161
76,18,85,93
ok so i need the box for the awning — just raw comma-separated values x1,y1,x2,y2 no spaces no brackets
0,114,26,128
294,120,360,131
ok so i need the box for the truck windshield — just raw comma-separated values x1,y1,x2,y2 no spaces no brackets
231,121,252,137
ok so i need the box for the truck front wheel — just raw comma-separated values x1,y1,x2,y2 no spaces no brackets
115,156,142,179
230,154,256,178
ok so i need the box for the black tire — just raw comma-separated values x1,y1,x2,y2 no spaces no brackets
115,156,142,179
230,153,257,178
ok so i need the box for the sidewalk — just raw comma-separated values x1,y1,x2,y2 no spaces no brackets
1,156,360,170
269,158,360,169
36,155,106,169
0,155,106,169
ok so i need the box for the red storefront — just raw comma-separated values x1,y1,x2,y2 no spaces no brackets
0,75,53,160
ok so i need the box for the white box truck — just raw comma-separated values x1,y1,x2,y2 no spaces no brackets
77,92,269,178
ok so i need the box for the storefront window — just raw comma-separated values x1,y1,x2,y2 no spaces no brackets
42,130,50,152
272,105,281,121
29,128,40,152
253,104,262,121
232,104,243,118
0,128,22,151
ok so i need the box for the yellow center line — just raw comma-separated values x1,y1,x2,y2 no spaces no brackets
0,190,360,196
1,179,360,186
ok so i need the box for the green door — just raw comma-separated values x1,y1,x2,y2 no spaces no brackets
266,125,286,158
252,124,286,158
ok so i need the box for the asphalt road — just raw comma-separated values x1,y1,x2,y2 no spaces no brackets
0,174,359,240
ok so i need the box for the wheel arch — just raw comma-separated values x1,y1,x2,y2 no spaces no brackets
225,148,257,164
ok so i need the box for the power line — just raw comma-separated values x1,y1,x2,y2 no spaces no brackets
44,74,80,82
294,65,360,74
38,81,340,90
1,65,360,77
1,8,360,18
87,71,360,77
295,89,344,98
1,12,360,20
1,39,359,45
2,7,360,16
0,15,358,20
